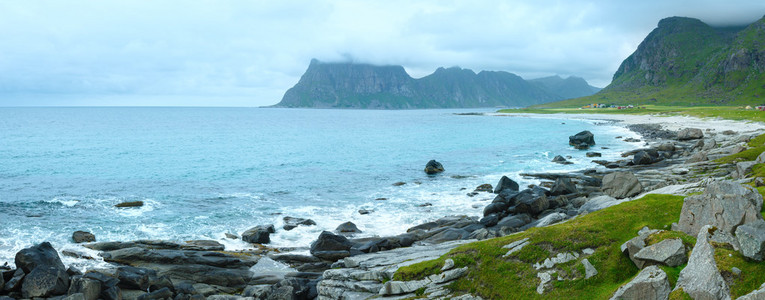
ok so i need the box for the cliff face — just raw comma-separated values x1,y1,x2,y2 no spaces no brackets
276,60,600,109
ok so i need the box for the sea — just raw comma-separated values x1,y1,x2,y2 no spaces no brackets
0,107,642,270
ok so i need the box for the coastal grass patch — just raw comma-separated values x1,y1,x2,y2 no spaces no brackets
499,105,765,123
394,194,685,299
714,246,765,298
716,132,765,164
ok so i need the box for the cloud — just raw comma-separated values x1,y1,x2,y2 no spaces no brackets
0,0,763,106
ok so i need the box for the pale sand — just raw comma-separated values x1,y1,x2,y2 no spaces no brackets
495,112,765,133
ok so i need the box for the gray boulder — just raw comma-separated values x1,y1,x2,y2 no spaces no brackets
579,195,622,214
72,231,96,243
677,128,703,140
514,193,549,216
676,180,763,240
549,177,577,196
552,155,573,165
609,265,670,300
632,151,654,165
21,267,70,298
335,222,362,234
424,160,445,175
756,151,765,164
685,151,708,163
283,217,317,231
15,242,67,274
67,277,102,300
569,131,595,147
737,161,757,178
633,238,687,267
736,219,765,261
423,228,470,244
602,172,643,199
115,266,156,290
493,176,519,193
673,225,730,300
495,214,531,229
242,225,275,244
310,231,354,261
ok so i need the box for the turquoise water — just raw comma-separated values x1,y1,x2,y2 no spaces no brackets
0,107,640,267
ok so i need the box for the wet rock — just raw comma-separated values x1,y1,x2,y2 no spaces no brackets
424,160,445,175
673,225,730,300
552,155,573,165
474,183,493,192
482,202,509,217
514,192,549,216
549,177,577,196
358,209,373,215
610,265,670,300
242,225,275,244
15,242,67,274
310,231,354,261
494,214,531,229
283,217,317,231
21,266,70,298
392,181,406,186
181,240,225,251
602,171,643,199
137,287,173,300
569,131,595,148
116,266,156,290
632,151,655,165
479,214,499,227
633,238,687,267
736,219,765,261
493,176,520,193
677,128,703,140
335,222,362,234
677,180,763,241
4,269,25,292
115,201,144,208
72,231,96,243
586,152,601,157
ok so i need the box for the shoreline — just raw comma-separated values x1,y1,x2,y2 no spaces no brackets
1,112,762,299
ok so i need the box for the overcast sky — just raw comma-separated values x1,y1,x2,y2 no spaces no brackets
1,1,763,106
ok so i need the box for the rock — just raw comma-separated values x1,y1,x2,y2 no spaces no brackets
676,180,763,241
379,279,430,296
4,269,24,292
756,177,765,187
620,229,659,269
310,231,354,261
602,171,643,199
582,258,597,279
423,228,470,244
722,130,736,135
181,240,224,251
756,151,765,164
609,265,670,300
579,195,622,214
479,214,499,227
656,143,676,152
537,271,553,294
685,151,708,163
116,266,156,290
549,177,578,196
358,209,373,215
482,202,508,217
242,225,275,244
526,212,567,228
335,222,362,234
739,282,765,300
115,201,144,208
502,238,530,257
441,259,455,271
15,241,67,274
21,267,70,298
424,160,445,175
552,155,573,165
137,287,173,300
633,238,687,267
514,192,549,216
737,161,757,178
283,217,317,231
533,252,579,270
731,145,747,154
493,176,520,193
586,152,602,157
392,181,406,186
569,131,595,147
736,219,765,261
632,151,654,165
673,225,731,300
474,184,493,192
72,231,96,243
495,214,532,229
63,293,86,300
677,128,704,140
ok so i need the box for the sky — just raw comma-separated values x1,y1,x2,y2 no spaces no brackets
1,1,764,107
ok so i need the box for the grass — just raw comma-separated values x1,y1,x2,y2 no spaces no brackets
499,105,765,123
395,194,685,299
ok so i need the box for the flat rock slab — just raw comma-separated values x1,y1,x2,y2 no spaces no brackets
674,225,731,300
610,265,670,300
633,238,687,267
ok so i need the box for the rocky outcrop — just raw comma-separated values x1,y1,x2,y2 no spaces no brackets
673,225,731,300
283,217,317,231
242,225,275,244
610,265,670,300
633,238,687,267
72,231,95,243
736,219,765,261
310,231,355,261
493,176,519,193
569,131,595,150
602,171,643,199
677,128,704,140
15,242,70,298
424,160,445,175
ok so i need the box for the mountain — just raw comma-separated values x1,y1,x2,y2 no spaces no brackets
528,75,602,100
536,15,765,107
275,59,600,109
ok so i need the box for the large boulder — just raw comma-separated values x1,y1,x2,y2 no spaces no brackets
423,228,470,244
579,195,623,214
493,176,519,193
633,238,687,267
21,267,70,298
609,265,670,300
677,128,704,140
569,131,595,148
72,231,96,243
335,222,362,234
736,219,765,261
632,151,655,165
242,225,275,244
283,217,317,231
67,277,102,300
15,242,67,274
494,214,532,229
676,180,763,240
602,171,643,199
549,177,577,196
115,266,157,291
424,160,445,175
514,192,549,216
673,225,730,300
310,231,354,261
737,161,757,178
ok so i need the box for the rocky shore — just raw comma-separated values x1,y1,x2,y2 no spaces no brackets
2,116,764,300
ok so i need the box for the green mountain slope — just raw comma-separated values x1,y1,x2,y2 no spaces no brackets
276,60,599,109
529,75,602,100
535,15,765,108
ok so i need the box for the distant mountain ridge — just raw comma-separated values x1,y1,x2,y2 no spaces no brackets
275,59,600,109
537,15,765,107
